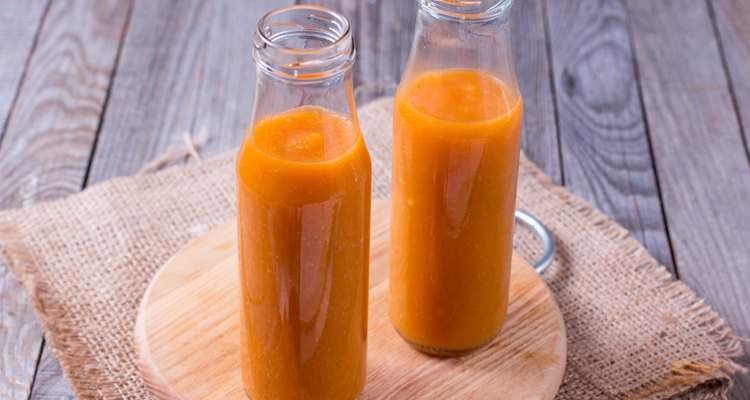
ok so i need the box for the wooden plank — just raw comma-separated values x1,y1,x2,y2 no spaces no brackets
0,277,43,399
298,0,417,95
0,0,48,143
0,0,131,398
625,0,750,397
711,0,750,154
87,0,294,184
29,345,75,400
510,0,561,183
546,0,674,270
0,5,49,396
371,2,417,89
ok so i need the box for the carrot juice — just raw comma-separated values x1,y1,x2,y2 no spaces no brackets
390,69,523,355
237,105,371,399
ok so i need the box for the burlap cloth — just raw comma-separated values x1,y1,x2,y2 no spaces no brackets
0,98,746,399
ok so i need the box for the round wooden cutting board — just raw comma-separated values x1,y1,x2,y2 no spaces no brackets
135,200,566,399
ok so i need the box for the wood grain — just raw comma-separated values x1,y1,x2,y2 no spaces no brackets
135,201,566,400
625,0,750,397
510,0,561,183
87,0,293,184
0,0,48,143
370,2,418,89
0,0,130,207
298,0,417,95
29,346,75,400
0,1,130,398
0,273,42,400
711,0,750,155
0,43,44,383
546,0,674,271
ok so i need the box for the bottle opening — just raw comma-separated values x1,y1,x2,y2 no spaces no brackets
419,0,514,21
254,6,355,81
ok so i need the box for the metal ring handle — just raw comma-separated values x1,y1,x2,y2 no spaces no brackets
514,210,556,274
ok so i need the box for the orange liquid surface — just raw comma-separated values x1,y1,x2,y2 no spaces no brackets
237,106,371,399
390,69,523,353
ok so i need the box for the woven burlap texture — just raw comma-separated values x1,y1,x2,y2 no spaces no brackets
0,98,745,399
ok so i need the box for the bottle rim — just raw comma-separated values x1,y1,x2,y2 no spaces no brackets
256,5,352,54
254,5,355,81
419,0,514,22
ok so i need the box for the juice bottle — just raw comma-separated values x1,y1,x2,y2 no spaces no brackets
390,0,523,356
237,6,371,399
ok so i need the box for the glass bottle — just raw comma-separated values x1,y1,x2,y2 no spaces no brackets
237,6,371,399
390,0,522,356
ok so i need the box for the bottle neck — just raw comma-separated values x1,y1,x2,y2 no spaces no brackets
419,0,514,22
253,5,355,82
403,0,519,96
250,6,357,123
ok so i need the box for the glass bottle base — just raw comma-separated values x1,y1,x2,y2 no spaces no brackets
393,326,502,357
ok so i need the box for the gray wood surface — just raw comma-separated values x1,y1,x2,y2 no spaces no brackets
0,0,48,143
0,0,129,398
88,0,293,184
30,347,74,400
0,2,49,396
0,3,49,391
711,0,750,155
546,0,674,270
0,0,749,398
299,0,417,97
626,0,750,397
511,0,561,183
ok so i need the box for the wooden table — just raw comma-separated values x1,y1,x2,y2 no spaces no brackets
1,0,748,398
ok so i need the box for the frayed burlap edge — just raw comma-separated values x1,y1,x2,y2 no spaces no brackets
0,234,95,397
518,156,747,399
0,138,219,399
0,187,144,399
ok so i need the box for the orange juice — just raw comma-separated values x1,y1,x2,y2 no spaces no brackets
390,69,523,354
237,105,371,399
